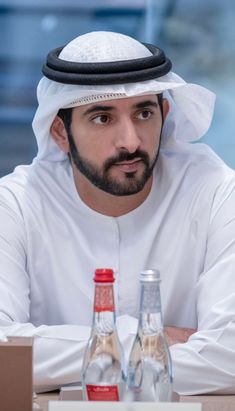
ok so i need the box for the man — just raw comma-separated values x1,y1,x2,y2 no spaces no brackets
0,31,235,395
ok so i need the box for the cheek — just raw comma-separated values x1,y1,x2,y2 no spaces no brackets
143,127,161,153
75,134,111,165
71,130,93,154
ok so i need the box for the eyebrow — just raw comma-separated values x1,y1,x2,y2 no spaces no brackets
83,105,115,116
82,100,158,116
134,100,159,109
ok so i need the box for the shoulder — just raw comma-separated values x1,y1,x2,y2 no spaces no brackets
0,165,32,211
0,159,73,216
0,162,54,212
0,166,33,242
160,141,235,186
156,142,235,219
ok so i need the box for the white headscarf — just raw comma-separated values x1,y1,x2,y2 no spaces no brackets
32,31,215,162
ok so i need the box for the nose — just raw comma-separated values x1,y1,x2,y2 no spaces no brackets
115,117,141,153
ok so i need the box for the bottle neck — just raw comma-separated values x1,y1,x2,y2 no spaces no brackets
93,283,116,334
139,281,163,334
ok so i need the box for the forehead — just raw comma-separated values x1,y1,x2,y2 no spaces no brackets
74,94,159,115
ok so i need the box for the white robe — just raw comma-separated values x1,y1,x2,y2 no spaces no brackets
0,139,235,395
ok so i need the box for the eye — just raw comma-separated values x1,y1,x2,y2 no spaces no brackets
92,114,110,124
136,110,152,120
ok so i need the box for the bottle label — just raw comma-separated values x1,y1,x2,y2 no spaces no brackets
94,285,115,312
86,384,119,401
142,284,161,312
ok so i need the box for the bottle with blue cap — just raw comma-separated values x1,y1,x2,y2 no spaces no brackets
126,269,173,402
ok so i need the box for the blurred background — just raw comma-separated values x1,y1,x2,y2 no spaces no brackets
0,0,234,176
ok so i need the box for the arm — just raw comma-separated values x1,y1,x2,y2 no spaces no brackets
164,326,196,346
0,191,90,393
169,175,235,395
117,175,235,395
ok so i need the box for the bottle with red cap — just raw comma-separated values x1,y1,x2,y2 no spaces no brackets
82,268,126,401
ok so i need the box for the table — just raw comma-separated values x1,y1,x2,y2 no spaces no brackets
36,392,59,411
180,395,235,411
36,392,235,411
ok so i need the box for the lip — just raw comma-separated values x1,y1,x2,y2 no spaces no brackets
114,158,143,173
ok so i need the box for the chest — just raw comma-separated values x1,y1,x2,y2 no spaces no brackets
25,196,209,329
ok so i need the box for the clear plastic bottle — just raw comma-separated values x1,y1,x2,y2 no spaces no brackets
126,269,173,402
82,268,126,401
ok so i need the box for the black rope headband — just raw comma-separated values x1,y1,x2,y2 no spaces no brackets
42,43,172,85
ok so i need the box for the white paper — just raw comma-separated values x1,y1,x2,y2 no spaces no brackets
49,401,201,411
59,385,83,401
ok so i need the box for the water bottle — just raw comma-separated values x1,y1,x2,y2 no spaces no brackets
126,269,173,402
82,268,126,401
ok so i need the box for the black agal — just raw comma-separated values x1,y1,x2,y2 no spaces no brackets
42,43,172,85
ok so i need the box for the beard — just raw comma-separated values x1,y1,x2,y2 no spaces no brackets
67,130,161,196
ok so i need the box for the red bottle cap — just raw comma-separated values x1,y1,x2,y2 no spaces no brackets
94,268,115,283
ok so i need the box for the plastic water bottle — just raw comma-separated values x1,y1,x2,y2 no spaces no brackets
82,268,126,401
126,269,173,402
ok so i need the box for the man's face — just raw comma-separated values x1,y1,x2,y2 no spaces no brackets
66,95,168,196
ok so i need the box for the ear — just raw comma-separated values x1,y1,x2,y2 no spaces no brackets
162,98,170,120
50,116,70,153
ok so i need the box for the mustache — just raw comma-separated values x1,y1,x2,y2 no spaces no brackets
103,150,150,172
